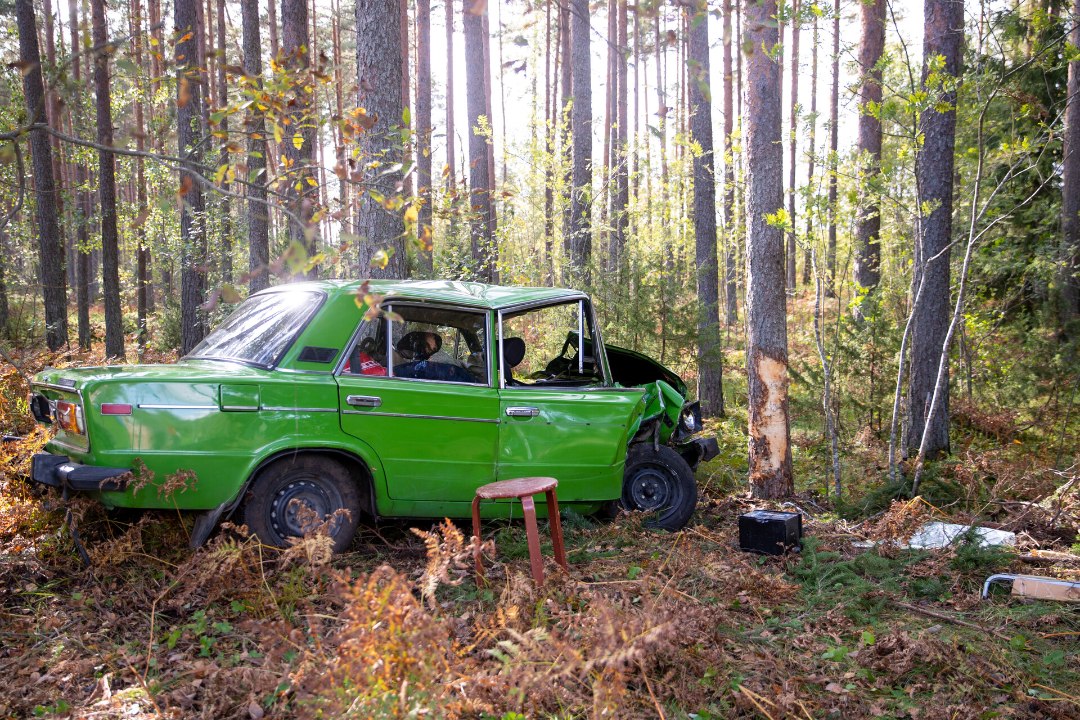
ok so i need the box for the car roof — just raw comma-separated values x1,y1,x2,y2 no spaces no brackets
260,279,587,310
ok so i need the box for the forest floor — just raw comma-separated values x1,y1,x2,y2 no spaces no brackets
1,342,1078,719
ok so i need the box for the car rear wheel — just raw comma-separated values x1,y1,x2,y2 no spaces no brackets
242,456,361,552
620,445,698,531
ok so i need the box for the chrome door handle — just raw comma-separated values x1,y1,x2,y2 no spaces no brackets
505,406,540,417
346,395,382,408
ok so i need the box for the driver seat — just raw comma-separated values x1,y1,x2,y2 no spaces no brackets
503,337,526,385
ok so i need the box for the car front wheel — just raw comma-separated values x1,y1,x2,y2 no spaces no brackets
242,456,361,552
621,444,698,531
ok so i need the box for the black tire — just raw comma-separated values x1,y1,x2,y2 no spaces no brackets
242,456,361,552
620,444,698,531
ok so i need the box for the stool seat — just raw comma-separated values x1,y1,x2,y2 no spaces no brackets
472,476,568,585
475,476,558,500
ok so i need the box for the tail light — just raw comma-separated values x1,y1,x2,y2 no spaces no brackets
55,400,86,436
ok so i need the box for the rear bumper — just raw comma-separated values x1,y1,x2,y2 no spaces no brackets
675,436,720,470
31,452,131,492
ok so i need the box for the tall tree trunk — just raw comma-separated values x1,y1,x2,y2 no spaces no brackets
1061,0,1080,330
176,0,207,354
356,0,405,277
464,0,496,281
92,0,124,359
16,0,68,351
690,2,724,418
400,0,413,200
723,0,738,325
42,0,67,302
908,0,963,460
568,0,592,280
149,0,167,308
559,0,572,264
802,9,818,286
786,0,800,290
242,0,270,293
282,0,318,278
743,0,794,498
268,0,279,58
854,0,886,297
826,0,840,293
216,0,232,284
543,0,554,284
133,0,150,348
416,0,433,274
445,0,456,190
68,0,90,349
611,0,628,273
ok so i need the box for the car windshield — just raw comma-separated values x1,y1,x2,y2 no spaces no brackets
187,290,323,367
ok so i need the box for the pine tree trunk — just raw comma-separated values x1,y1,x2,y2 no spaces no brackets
445,0,456,190
215,0,232,284
908,0,963,460
689,1,723,418
802,11,818,286
16,0,68,351
133,0,150,348
42,0,67,299
854,0,886,295
356,0,405,278
611,0,628,273
543,0,554,284
723,0,738,325
464,0,496,281
268,0,279,58
1060,0,1080,330
400,0,413,200
786,0,799,290
242,0,270,293
176,0,207,354
92,0,124,359
559,0,572,264
826,0,840,294
67,0,90,349
568,0,592,281
744,0,794,498
416,0,433,275
282,0,318,278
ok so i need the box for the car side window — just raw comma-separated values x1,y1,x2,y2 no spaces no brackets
500,300,604,387
343,305,488,385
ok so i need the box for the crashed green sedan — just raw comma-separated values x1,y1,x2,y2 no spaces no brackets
28,280,718,551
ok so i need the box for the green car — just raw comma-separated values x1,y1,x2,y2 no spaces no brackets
29,280,718,550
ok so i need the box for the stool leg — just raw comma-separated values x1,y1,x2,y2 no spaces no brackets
546,489,568,572
471,495,485,583
520,495,545,585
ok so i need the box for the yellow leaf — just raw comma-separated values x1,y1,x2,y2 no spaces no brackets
404,205,418,225
305,176,318,187
370,249,389,270
292,133,304,151
273,124,283,144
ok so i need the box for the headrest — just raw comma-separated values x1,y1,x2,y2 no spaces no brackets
397,331,442,360
503,337,526,368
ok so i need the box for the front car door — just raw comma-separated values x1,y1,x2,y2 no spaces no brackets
336,302,499,516
496,298,644,506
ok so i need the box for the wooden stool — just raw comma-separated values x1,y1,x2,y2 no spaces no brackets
472,477,568,585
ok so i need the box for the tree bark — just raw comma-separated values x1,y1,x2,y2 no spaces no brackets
445,0,456,189
854,0,886,296
611,0,628,272
744,0,794,498
268,0,279,58
464,0,496,280
802,11,818,286
1060,0,1080,330
68,0,90,349
16,0,68,351
356,0,405,278
416,0,433,275
133,0,150,348
786,0,799,290
689,2,724,418
559,0,572,265
908,0,963,460
91,0,124,359
723,0,738,325
568,0,592,281
215,0,232,284
400,0,413,200
242,0,270,293
282,0,318,278
176,0,207,354
826,0,840,294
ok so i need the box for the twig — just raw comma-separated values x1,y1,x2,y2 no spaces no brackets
890,600,1010,641
637,659,666,720
738,685,777,720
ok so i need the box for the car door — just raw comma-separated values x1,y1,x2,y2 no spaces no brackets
496,299,645,502
336,303,500,508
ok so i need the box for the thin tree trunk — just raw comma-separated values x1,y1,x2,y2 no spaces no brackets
416,0,433,274
445,0,456,189
908,0,963,460
786,0,800,290
854,0,886,297
543,0,555,285
723,0,738,325
68,0,90,349
802,11,818,287
242,0,270,293
268,0,279,58
559,0,572,266
133,0,150,348
356,0,405,277
1060,0,1080,330
42,0,67,301
826,0,840,294
400,0,413,200
464,0,496,281
568,0,592,282
611,0,628,273
92,0,124,359
176,0,207,353
16,0,68,351
744,0,794,498
282,0,318,277
690,1,724,418
216,0,232,284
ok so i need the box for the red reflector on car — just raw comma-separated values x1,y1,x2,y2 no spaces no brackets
101,403,133,415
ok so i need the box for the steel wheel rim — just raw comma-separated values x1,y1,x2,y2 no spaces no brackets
269,476,343,541
626,463,678,512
